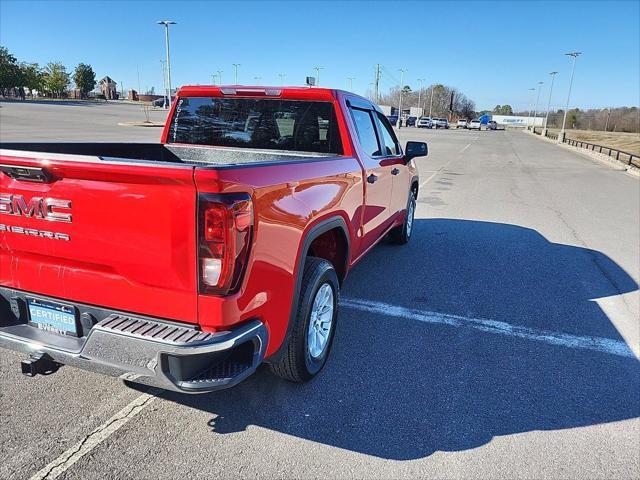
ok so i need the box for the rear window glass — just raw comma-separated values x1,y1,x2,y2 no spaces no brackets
168,97,343,154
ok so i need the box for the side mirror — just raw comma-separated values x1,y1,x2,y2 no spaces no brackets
405,141,428,160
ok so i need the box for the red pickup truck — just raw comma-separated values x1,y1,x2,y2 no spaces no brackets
0,86,425,393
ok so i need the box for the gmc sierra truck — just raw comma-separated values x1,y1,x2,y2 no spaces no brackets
0,86,425,393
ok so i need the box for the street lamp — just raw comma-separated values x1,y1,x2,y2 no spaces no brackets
313,66,323,86
157,20,176,109
559,52,582,140
278,73,286,85
160,59,167,108
232,64,240,84
526,88,536,127
532,81,544,131
254,76,261,85
217,70,223,85
544,71,558,132
347,76,354,91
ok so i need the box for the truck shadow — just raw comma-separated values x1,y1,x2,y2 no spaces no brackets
160,219,639,460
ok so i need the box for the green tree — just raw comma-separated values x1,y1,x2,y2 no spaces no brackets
21,62,44,96
43,62,69,98
0,46,23,94
501,104,513,115
73,63,96,98
493,104,502,113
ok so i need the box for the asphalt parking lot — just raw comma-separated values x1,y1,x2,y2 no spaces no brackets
1,101,639,479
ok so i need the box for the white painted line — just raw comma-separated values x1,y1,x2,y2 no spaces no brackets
459,143,472,153
341,298,636,359
419,171,439,189
29,388,161,480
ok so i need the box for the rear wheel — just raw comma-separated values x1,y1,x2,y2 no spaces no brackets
390,191,416,245
270,257,339,382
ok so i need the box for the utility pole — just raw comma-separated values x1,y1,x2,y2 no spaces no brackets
544,71,558,131
347,76,354,91
397,68,407,128
605,108,611,132
429,85,435,117
532,81,544,131
560,51,582,141
157,20,176,109
278,73,286,85
374,64,381,102
232,63,240,84
313,66,323,86
417,78,425,115
527,87,535,128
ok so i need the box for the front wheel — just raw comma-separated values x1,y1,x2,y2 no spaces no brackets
270,257,339,382
390,191,416,245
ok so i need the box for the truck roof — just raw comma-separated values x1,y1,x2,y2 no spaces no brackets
177,85,370,104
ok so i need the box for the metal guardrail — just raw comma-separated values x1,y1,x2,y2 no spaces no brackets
533,127,639,168
563,138,639,168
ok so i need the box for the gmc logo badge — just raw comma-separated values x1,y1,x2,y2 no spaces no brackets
0,194,72,223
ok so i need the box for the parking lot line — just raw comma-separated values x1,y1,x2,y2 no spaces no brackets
341,298,636,359
459,142,472,153
29,388,161,480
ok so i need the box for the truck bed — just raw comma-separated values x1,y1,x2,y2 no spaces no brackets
0,142,337,167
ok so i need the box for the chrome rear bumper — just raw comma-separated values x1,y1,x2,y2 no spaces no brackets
0,289,267,393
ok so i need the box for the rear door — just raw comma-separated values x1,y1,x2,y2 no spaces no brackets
0,152,200,324
346,103,395,254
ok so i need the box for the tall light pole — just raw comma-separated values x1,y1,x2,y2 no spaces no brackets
278,73,286,85
313,66,323,86
532,81,544,131
160,59,167,108
526,87,536,128
211,74,217,85
560,52,582,140
397,68,407,127
347,76,354,91
544,71,558,130
417,78,425,115
254,76,261,85
217,70,223,85
157,20,176,109
232,63,240,84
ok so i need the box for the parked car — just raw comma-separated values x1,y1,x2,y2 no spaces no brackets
487,120,498,130
433,118,449,129
387,115,398,126
406,116,417,127
152,96,175,108
0,86,426,393
456,119,468,129
468,119,482,130
417,117,433,128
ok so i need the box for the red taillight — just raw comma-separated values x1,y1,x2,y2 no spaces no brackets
198,193,253,295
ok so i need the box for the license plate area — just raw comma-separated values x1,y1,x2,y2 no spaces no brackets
27,297,79,337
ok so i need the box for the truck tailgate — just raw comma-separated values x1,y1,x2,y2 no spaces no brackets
0,152,199,324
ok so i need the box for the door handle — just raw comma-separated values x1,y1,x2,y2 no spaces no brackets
367,174,378,184
391,168,400,175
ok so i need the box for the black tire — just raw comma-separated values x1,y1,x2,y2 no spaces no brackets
390,191,416,245
270,257,339,383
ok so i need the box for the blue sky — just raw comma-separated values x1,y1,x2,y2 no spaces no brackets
1,0,638,111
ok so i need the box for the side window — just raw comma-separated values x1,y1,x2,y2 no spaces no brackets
374,112,400,156
349,108,381,157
